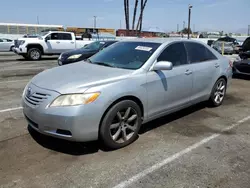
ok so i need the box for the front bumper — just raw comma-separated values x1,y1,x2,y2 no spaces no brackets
13,46,27,54
22,83,103,142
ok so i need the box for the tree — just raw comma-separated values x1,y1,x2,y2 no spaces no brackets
124,0,148,32
132,0,139,30
181,27,192,34
136,0,148,32
124,0,130,30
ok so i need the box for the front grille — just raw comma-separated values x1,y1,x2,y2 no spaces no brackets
14,40,20,48
25,92,50,106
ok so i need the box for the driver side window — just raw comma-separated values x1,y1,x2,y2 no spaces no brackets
46,33,59,40
157,42,188,67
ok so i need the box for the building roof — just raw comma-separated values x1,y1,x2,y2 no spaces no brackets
0,22,63,28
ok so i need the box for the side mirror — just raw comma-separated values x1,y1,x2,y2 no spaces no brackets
152,61,173,71
45,38,48,42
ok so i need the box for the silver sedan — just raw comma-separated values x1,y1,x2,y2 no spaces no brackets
22,38,232,149
0,38,14,51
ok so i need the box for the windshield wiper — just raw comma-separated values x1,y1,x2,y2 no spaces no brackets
86,58,93,63
95,62,116,68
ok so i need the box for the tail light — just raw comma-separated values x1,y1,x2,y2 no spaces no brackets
229,60,233,68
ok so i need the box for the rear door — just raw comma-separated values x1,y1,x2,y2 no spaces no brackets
58,33,75,52
0,39,10,51
185,41,220,103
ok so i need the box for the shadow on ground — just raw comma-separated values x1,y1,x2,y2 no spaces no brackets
28,100,236,155
233,74,250,80
28,125,100,156
17,57,58,61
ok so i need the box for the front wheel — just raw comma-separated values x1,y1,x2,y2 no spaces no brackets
208,78,227,107
100,100,142,150
27,48,42,60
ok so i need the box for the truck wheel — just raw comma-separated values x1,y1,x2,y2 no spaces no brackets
28,48,41,60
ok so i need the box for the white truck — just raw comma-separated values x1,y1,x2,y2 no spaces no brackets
13,31,94,60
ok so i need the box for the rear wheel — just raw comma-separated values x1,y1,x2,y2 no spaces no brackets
100,100,142,149
208,78,227,107
27,48,41,60
10,46,14,51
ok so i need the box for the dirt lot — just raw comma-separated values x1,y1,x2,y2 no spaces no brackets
0,53,250,188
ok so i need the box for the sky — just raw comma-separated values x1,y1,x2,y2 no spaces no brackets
0,0,249,33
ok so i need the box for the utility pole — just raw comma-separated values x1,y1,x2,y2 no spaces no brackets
37,16,39,24
93,16,97,29
188,4,193,39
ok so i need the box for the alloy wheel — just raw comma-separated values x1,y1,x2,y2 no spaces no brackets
109,107,139,143
214,80,226,104
30,50,40,60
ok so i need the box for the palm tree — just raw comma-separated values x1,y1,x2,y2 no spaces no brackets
132,0,139,30
124,0,130,30
136,0,148,32
124,0,148,33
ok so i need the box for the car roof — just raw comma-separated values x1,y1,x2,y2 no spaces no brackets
120,37,205,45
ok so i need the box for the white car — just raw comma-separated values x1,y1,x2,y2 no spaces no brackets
0,38,14,52
13,31,94,60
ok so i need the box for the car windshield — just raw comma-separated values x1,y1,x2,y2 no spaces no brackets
40,32,49,36
88,41,161,70
82,41,106,50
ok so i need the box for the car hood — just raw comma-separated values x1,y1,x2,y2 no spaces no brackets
61,48,96,58
31,61,134,94
18,37,40,41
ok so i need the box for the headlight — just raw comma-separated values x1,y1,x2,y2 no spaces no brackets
67,54,81,60
58,53,62,60
20,40,25,45
49,92,100,107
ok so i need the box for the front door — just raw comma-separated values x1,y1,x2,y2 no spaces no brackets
44,33,61,54
146,42,193,119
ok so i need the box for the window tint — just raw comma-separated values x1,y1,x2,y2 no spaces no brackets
0,39,3,42
157,42,187,66
185,42,217,63
50,33,59,40
89,41,160,70
59,33,72,40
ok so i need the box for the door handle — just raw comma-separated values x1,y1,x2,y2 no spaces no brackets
56,41,60,44
215,63,220,68
185,70,192,75
70,42,74,44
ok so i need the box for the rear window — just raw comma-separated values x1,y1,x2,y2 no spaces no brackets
185,42,217,63
89,41,161,70
59,33,72,40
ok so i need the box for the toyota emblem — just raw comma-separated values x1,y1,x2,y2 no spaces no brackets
26,87,32,97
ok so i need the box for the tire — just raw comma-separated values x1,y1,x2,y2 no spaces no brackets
27,48,42,60
10,46,14,51
100,100,142,150
208,78,227,107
